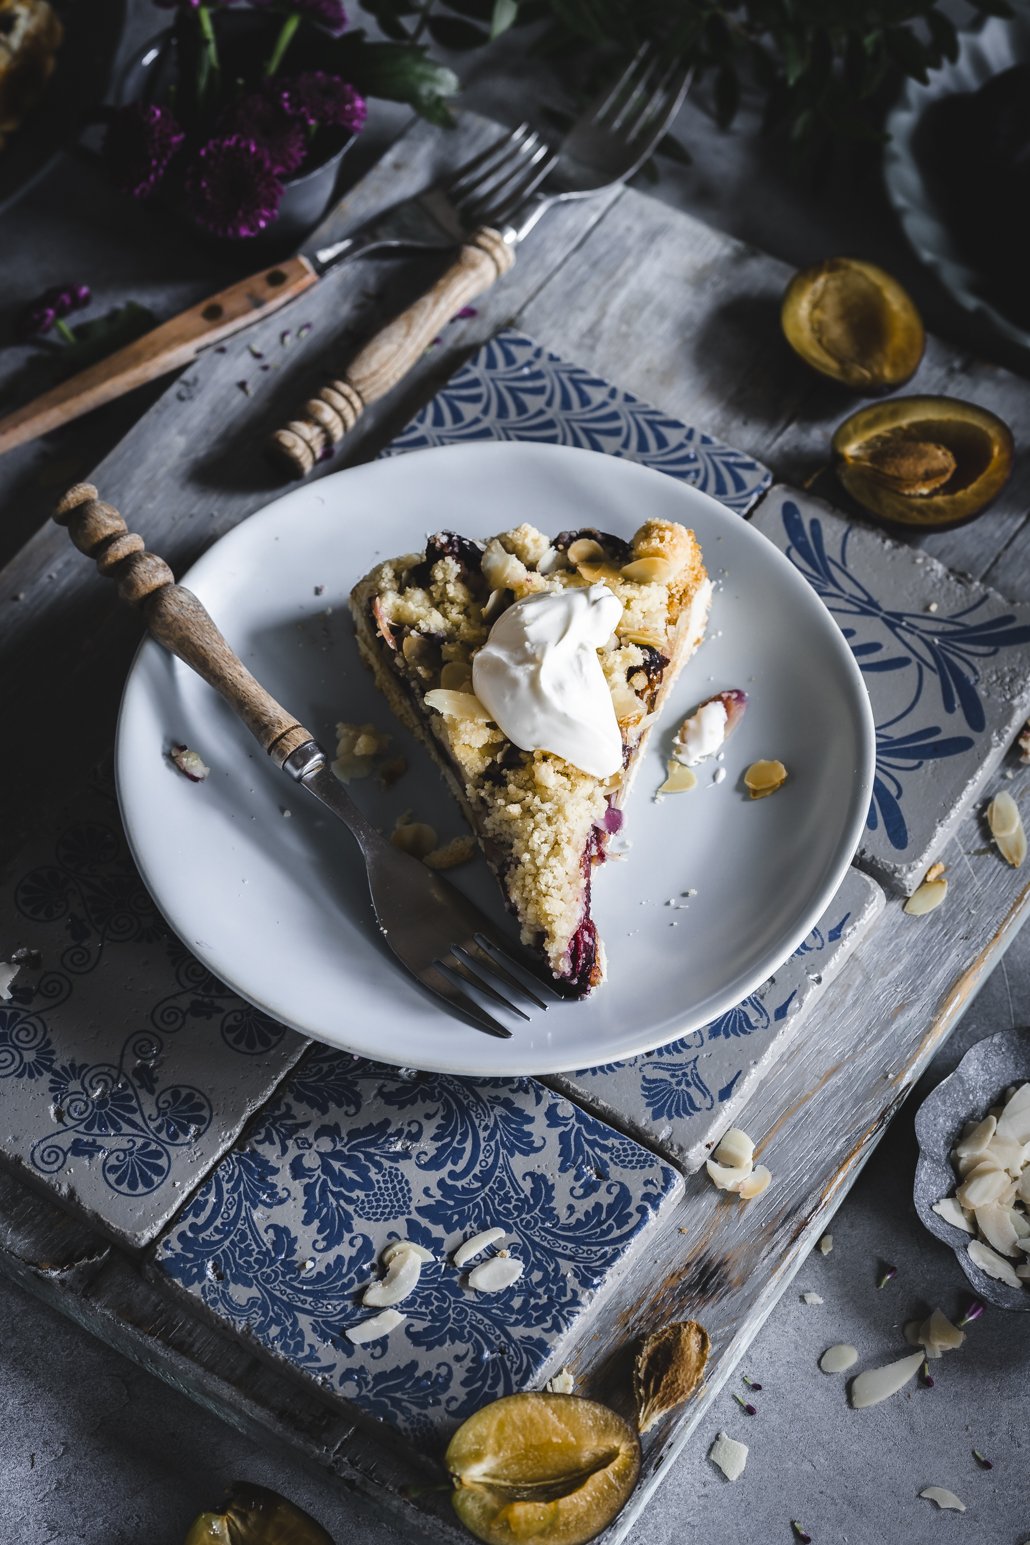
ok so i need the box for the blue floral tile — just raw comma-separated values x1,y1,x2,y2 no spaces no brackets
0,772,306,1247
152,1045,682,1444
752,486,1030,892
383,327,772,516
551,870,884,1172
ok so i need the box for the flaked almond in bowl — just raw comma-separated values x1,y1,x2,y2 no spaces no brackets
913,1026,1030,1311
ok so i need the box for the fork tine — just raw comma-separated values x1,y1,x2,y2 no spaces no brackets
428,962,514,1038
446,124,533,199
473,932,575,1001
624,58,691,143
589,41,653,126
459,146,556,228
609,51,662,133
446,952,531,1021
456,942,550,1011
456,138,547,221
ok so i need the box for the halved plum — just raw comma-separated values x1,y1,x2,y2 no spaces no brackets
782,258,924,393
832,395,1014,530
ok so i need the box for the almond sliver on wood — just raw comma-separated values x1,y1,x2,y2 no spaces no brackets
709,1432,748,1481
987,790,1027,867
919,1488,966,1512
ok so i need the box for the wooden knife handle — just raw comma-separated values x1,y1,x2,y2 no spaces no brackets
270,227,514,478
53,484,312,767
0,256,318,459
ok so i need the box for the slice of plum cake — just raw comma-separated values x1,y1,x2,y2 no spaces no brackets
350,519,711,995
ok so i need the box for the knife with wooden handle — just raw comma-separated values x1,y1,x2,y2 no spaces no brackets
0,191,462,460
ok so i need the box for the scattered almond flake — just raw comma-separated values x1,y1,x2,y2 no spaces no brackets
424,687,493,723
454,1227,507,1268
332,720,391,781
424,835,477,871
800,1292,823,1305
346,1308,405,1344
546,1368,575,1395
634,1320,710,1434
917,1309,965,1357
919,1488,966,1512
169,744,210,782
705,1157,751,1193
391,818,438,860
817,1233,833,1255
849,1349,924,1408
467,1255,523,1293
708,1432,748,1482
738,1164,772,1200
381,1240,434,1267
926,600,939,613
968,1238,1023,1288
658,761,697,795
0,961,20,1001
743,758,788,799
363,1246,423,1308
819,1344,858,1374
903,876,948,916
987,790,1027,867
713,1128,755,1171
924,860,946,882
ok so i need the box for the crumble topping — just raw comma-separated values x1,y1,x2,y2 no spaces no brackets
352,521,709,987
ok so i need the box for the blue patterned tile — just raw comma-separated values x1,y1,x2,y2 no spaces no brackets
383,328,772,516
551,871,884,1172
752,486,1030,892
0,771,306,1246
152,1044,682,1443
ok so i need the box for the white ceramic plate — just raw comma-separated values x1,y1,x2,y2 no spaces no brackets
116,443,875,1076
885,14,1030,354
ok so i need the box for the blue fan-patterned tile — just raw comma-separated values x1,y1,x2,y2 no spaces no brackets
752,486,1030,893
383,328,772,516
0,770,306,1246
152,1046,682,1444
551,871,884,1172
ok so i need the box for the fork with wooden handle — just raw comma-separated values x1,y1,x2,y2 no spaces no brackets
53,483,561,1038
269,45,691,480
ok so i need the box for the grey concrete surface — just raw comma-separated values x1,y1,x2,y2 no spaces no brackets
3,4,1029,1542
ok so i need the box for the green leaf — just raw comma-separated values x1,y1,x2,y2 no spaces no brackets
58,303,156,373
340,36,460,124
490,0,519,37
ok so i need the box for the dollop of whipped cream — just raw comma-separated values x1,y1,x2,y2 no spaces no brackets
675,699,728,765
472,584,624,778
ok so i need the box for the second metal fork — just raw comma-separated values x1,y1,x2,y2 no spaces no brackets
271,44,690,476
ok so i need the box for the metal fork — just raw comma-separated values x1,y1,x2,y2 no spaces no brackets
272,44,689,477
54,484,564,1040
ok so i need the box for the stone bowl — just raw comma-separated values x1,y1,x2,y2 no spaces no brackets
913,1027,1030,1312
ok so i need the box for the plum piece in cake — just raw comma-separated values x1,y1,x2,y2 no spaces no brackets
350,519,711,995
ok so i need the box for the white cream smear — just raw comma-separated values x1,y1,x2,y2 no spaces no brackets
472,583,624,778
675,699,727,765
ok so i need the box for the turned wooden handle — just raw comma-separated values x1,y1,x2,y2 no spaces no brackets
0,257,318,459
53,484,312,767
270,228,514,477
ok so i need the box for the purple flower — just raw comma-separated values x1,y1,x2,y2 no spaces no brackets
16,283,92,340
219,91,307,175
102,103,185,199
277,71,366,132
185,135,284,239
250,0,347,34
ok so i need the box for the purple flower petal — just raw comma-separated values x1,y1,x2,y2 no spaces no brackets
185,136,284,240
277,71,366,132
219,90,307,176
102,103,185,200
